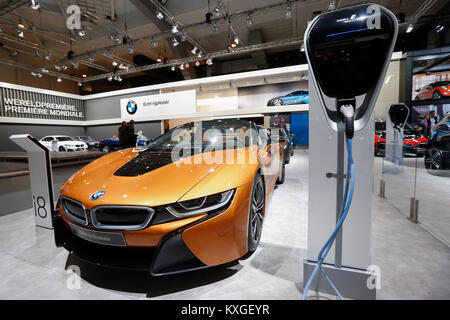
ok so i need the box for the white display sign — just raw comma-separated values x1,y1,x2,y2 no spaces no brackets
120,90,197,119
9,134,55,229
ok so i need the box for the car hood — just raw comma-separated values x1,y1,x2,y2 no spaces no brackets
60,148,256,209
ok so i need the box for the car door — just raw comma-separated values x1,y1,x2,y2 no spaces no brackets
40,137,53,150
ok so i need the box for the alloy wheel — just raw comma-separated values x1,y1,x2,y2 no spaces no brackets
250,178,264,244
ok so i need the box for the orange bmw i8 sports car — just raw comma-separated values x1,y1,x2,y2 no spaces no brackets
54,119,285,275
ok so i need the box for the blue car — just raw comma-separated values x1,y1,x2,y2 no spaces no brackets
99,137,147,153
267,90,309,106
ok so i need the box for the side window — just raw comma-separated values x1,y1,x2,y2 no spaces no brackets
42,137,53,142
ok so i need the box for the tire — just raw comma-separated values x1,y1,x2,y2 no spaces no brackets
102,146,110,153
277,163,285,184
58,146,65,152
432,91,442,100
425,147,443,172
247,173,265,253
273,98,283,106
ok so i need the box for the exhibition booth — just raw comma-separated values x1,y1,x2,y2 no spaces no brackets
0,3,449,302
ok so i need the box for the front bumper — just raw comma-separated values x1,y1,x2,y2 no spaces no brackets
54,214,206,275
54,183,252,275
377,142,425,156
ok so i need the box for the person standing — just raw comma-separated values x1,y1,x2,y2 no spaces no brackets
118,121,128,149
429,110,439,128
127,119,137,148
417,115,428,137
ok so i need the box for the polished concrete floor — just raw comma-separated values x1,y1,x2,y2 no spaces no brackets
0,151,449,299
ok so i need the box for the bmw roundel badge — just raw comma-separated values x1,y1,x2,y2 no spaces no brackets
126,100,137,115
90,190,106,201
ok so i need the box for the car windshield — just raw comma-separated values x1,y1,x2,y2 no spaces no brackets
78,136,92,141
147,120,256,151
55,137,74,141
434,81,449,87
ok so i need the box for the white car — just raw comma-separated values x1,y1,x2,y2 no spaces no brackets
39,135,88,152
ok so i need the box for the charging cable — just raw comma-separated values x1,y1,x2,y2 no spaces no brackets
302,104,355,300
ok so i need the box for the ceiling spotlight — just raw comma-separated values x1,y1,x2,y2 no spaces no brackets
179,64,185,70
246,15,253,26
156,10,164,20
156,57,163,63
57,77,62,83
45,52,51,61
10,50,18,57
18,21,25,29
34,50,41,58
213,22,219,33
87,54,94,63
406,24,414,33
71,59,79,69
171,24,179,34
170,66,176,71
61,65,68,70
179,34,187,42
191,46,198,54
114,75,122,82
82,74,87,78
112,61,118,67
206,58,213,65
31,71,37,77
184,62,190,69
195,61,200,67
213,1,222,16
119,63,124,69
328,0,336,11
78,27,86,37
300,43,305,52
128,45,134,54
30,0,40,10
196,50,203,58
286,4,292,19
41,68,49,73
107,76,113,82
435,24,444,33
16,29,24,37
227,45,235,53
171,37,179,47
150,39,158,48
54,64,62,71
78,81,83,87
230,42,237,48
234,37,240,45
115,36,122,44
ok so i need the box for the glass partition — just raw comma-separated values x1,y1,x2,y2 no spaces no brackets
376,105,450,247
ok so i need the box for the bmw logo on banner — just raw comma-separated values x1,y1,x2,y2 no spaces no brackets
90,190,106,201
126,100,138,115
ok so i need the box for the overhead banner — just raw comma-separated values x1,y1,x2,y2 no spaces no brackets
0,87,85,121
120,90,197,119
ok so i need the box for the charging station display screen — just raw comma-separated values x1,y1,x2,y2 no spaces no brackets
306,5,396,99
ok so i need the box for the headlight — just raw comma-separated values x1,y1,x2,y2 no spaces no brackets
167,189,235,218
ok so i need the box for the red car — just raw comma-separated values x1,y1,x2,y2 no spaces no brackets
374,121,427,157
414,81,450,100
